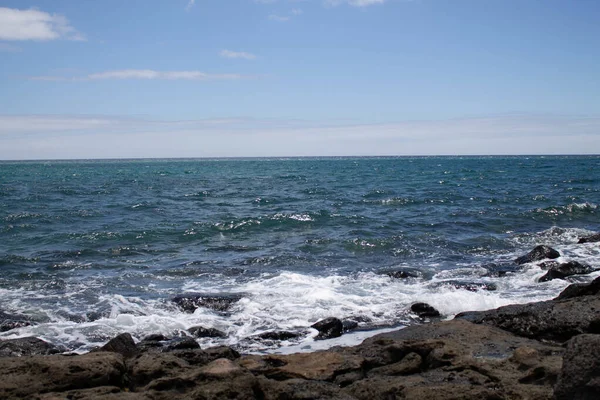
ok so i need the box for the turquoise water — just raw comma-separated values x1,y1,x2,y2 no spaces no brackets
1,156,599,352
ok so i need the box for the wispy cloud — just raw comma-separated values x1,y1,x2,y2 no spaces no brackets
268,14,290,22
325,0,386,6
185,0,196,11
219,49,257,60
0,7,85,41
27,69,249,81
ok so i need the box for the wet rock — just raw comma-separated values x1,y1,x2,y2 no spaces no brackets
433,280,497,292
0,352,126,398
538,261,596,282
95,332,138,358
554,334,600,400
0,311,32,332
0,336,61,357
142,333,168,342
164,336,200,351
411,303,441,318
386,268,423,279
456,291,600,342
578,232,600,244
311,317,343,340
515,245,560,265
482,262,521,277
538,260,560,270
255,331,301,341
556,276,600,300
172,292,243,313
188,326,227,338
342,320,359,332
169,346,240,366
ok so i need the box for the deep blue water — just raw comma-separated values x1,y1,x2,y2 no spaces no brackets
1,156,599,352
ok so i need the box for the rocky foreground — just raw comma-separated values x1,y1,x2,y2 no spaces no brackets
2,240,600,399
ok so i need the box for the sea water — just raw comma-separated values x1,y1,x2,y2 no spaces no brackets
0,156,599,353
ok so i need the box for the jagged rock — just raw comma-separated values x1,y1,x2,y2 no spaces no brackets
554,334,600,400
128,352,191,389
188,326,227,338
386,268,423,279
432,281,497,292
164,337,200,351
255,331,301,341
515,245,560,265
411,303,441,318
0,352,126,398
0,311,32,333
311,317,343,340
556,276,600,300
342,320,359,332
172,292,243,313
169,346,240,366
0,337,61,357
578,232,600,244
142,333,168,342
538,261,596,282
95,332,138,358
538,260,561,270
482,262,521,277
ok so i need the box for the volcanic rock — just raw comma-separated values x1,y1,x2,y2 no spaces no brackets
255,331,301,341
188,326,227,338
0,311,32,333
515,245,560,265
0,337,61,357
554,334,600,400
578,232,600,244
172,292,243,313
556,276,600,300
311,317,343,340
95,332,138,358
538,261,596,282
411,302,441,318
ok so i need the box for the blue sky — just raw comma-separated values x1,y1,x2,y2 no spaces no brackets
0,0,599,159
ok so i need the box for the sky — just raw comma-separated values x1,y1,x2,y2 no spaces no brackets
0,0,599,159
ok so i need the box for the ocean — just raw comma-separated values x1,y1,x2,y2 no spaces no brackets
1,156,599,353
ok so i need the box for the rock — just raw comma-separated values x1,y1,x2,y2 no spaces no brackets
456,291,600,342
433,281,497,292
578,232,600,244
169,346,240,366
311,317,343,340
515,245,560,265
0,311,32,333
539,261,596,282
142,333,168,342
0,336,61,357
255,331,301,341
342,320,359,332
0,352,126,399
538,260,561,270
172,292,243,313
411,303,441,318
128,352,191,389
556,276,600,300
164,336,200,351
96,332,138,358
188,326,227,338
386,268,423,279
482,262,521,277
554,334,600,400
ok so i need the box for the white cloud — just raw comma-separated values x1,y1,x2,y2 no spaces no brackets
1,114,599,159
27,69,248,81
185,0,196,11
0,7,85,41
220,49,257,60
268,14,290,22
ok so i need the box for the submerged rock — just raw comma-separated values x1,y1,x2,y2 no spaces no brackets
411,303,441,318
538,261,596,282
172,292,243,313
433,281,497,292
188,326,227,338
0,311,32,333
0,337,61,357
578,232,600,244
515,245,560,265
386,268,423,279
311,317,343,340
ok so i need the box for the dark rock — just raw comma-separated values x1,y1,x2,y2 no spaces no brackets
0,336,61,357
433,281,497,292
96,332,138,358
342,320,359,332
538,261,596,282
0,311,32,333
169,346,240,366
142,333,168,342
578,232,600,244
482,262,521,277
311,317,343,340
164,336,200,351
456,292,600,342
538,260,560,270
386,268,423,279
188,326,227,338
255,331,301,341
554,334,600,400
411,303,441,318
515,245,560,265
172,292,243,313
556,276,600,300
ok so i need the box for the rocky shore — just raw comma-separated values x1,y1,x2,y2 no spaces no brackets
2,237,600,399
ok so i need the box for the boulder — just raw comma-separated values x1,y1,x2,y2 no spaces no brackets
172,293,243,313
0,337,61,357
554,334,600,400
515,245,560,265
0,311,32,333
255,331,301,341
188,326,227,338
578,232,600,244
342,320,359,332
311,317,343,340
164,337,200,351
538,261,596,282
556,276,600,300
411,303,441,318
95,332,138,358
